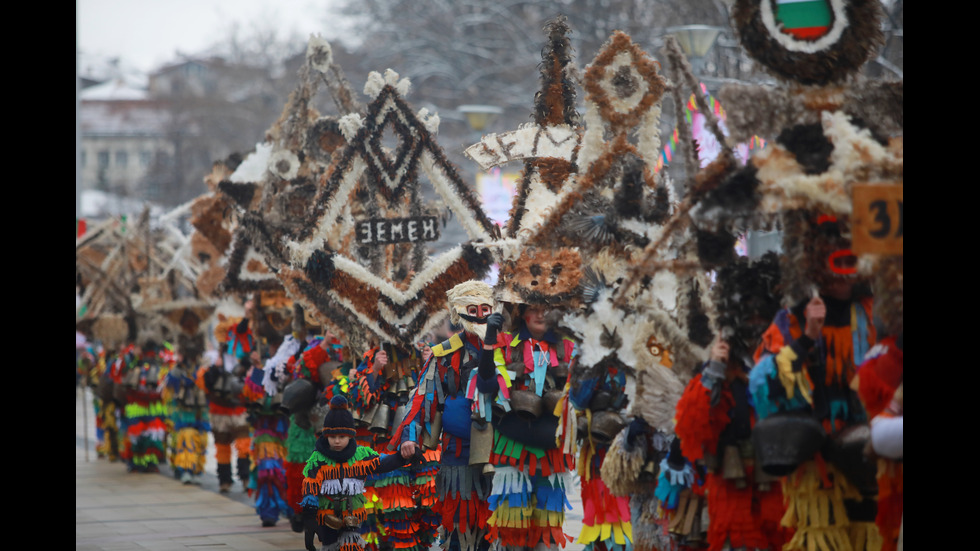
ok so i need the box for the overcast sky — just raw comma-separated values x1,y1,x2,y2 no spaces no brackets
77,0,340,73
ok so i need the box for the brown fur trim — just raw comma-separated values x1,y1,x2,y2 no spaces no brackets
583,32,667,131
732,0,885,85
499,247,583,307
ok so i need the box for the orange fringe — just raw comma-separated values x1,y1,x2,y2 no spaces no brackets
309,456,382,485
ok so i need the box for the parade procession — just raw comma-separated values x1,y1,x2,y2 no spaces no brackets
76,2,902,551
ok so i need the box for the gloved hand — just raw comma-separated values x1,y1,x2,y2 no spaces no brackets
483,312,504,345
303,506,318,551
666,436,687,471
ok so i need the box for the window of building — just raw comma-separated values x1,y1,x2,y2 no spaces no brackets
115,151,128,168
140,151,152,167
80,150,87,168
97,150,110,169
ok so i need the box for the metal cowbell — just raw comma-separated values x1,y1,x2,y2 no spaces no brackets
370,403,392,434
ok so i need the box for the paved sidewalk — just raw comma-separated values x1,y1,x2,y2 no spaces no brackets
76,386,586,551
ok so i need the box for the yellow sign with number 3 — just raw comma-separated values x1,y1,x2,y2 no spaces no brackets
852,183,903,255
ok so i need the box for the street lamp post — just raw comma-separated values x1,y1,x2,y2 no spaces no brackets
664,25,724,77
458,104,503,133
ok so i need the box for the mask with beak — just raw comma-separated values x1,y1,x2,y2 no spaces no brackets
446,281,495,342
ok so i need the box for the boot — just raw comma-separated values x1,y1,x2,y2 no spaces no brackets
217,463,234,493
237,457,251,490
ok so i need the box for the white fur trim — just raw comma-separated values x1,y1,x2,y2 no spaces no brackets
320,477,366,496
761,0,848,54
230,142,273,183
306,34,333,73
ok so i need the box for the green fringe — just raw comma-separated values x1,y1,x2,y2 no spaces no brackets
494,431,546,460
372,473,413,488
253,433,285,446
303,446,380,477
286,422,316,462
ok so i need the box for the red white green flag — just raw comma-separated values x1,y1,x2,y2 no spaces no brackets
775,0,833,40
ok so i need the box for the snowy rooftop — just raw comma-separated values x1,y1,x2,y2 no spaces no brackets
80,92,169,136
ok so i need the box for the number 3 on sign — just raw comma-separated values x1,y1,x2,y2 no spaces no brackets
852,183,903,256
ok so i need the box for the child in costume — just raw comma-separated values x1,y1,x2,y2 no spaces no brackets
242,334,298,527
568,358,633,551
350,345,440,551
286,331,345,531
301,394,418,551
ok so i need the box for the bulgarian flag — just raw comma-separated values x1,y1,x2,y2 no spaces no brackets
775,0,833,40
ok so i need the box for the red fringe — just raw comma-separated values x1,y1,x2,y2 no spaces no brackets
703,473,768,551
857,338,903,419
490,446,574,476
877,461,903,551
756,482,792,548
285,461,307,514
674,375,733,462
581,477,630,525
435,491,491,533
209,403,246,416
303,345,329,370
494,526,570,548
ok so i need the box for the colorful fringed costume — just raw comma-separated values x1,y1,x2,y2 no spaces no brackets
479,325,578,550
674,367,791,551
302,395,411,551
90,350,122,461
285,336,343,525
749,295,880,551
121,346,170,473
391,331,495,551
164,359,210,484
568,366,633,551
242,340,296,527
199,319,255,492
351,346,440,551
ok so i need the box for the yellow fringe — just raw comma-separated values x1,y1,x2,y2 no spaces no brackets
848,522,884,551
578,522,633,546
776,346,812,405
781,461,874,551
489,503,564,528
253,441,286,461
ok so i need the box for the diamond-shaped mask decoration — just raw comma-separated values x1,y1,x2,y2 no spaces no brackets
584,32,667,129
